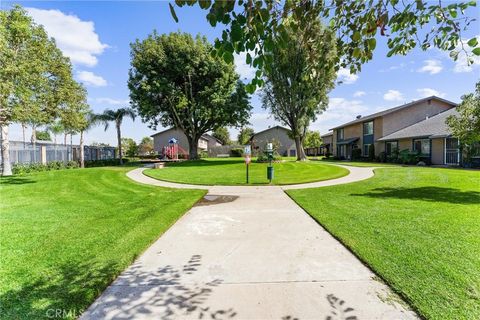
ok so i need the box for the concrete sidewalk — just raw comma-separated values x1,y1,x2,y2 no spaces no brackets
81,168,417,319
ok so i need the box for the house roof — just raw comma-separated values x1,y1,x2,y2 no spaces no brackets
201,133,223,145
321,132,333,137
250,125,291,139
330,96,457,131
336,137,359,145
378,108,458,141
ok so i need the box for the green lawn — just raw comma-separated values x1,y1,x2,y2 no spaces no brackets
287,167,480,319
0,167,206,320
317,158,401,167
144,158,349,185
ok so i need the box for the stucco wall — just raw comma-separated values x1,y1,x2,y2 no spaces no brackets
251,127,296,156
322,135,332,145
431,138,444,165
381,99,454,136
398,139,412,151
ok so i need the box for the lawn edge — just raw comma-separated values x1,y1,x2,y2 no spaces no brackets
283,186,425,320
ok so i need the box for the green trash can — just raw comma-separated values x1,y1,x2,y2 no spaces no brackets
267,166,274,181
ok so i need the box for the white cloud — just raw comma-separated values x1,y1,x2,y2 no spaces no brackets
353,90,366,97
453,37,480,73
383,90,404,101
417,88,446,98
27,7,108,67
234,52,256,80
379,63,407,73
417,59,443,74
337,68,359,84
95,98,130,106
77,71,107,87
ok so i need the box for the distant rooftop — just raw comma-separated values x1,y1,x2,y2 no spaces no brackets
330,96,457,130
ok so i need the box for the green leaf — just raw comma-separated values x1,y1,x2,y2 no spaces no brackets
467,37,478,47
352,31,361,42
367,38,377,50
450,9,457,18
245,83,256,94
198,0,211,9
472,47,480,56
230,23,243,42
169,3,178,23
353,47,361,58
246,52,252,64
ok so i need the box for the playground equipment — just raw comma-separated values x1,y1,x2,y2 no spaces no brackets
161,138,188,160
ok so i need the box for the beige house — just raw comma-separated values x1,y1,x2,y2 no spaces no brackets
151,128,222,156
250,126,297,157
330,96,457,163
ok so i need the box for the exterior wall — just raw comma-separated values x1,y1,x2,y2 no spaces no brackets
251,127,296,157
398,138,412,152
152,128,208,154
322,135,332,145
206,139,222,149
381,99,453,136
431,138,444,165
373,117,384,155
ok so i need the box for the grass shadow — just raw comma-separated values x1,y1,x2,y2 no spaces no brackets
351,186,480,204
0,176,36,185
165,159,245,168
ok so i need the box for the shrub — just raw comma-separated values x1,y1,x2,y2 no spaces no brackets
398,149,419,165
199,150,208,159
230,148,244,157
351,148,362,160
12,161,78,175
325,152,332,159
84,158,128,167
47,161,65,170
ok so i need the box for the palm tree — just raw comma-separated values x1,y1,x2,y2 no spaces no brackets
96,108,136,165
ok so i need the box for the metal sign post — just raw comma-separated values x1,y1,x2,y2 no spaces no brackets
266,143,274,183
244,145,251,184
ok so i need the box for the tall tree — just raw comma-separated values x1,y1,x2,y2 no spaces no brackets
171,0,479,93
237,127,255,145
447,81,480,166
138,137,154,155
262,15,337,160
47,121,64,145
304,131,322,148
212,127,231,145
121,138,138,158
96,108,136,165
129,32,252,159
1,6,79,175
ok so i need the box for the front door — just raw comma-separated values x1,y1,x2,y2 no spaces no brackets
445,138,459,165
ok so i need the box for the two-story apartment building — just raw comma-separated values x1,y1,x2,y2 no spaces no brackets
330,96,457,162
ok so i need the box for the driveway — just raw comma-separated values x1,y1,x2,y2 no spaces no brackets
81,166,417,319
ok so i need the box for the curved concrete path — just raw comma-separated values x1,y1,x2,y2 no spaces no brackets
82,165,417,320
126,164,376,190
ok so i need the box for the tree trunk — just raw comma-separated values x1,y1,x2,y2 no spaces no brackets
22,123,26,148
294,136,307,161
187,136,200,160
70,134,73,162
1,124,12,176
116,123,123,165
80,131,85,168
31,125,37,163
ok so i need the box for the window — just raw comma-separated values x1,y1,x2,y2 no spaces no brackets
413,139,430,155
363,121,373,135
363,144,371,156
337,128,344,140
386,141,398,155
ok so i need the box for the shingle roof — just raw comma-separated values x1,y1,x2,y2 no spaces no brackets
330,96,457,130
321,132,333,137
378,108,458,141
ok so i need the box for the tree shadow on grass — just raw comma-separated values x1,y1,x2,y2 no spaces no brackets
0,176,36,185
166,159,245,168
0,260,120,319
1,255,236,320
351,186,480,204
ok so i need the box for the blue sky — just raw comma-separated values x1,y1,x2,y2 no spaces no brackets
2,1,479,145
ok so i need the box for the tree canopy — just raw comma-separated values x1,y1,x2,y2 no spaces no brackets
237,127,255,145
262,14,337,160
304,131,322,148
446,81,480,164
0,5,88,175
171,0,479,93
212,127,231,145
128,32,252,159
